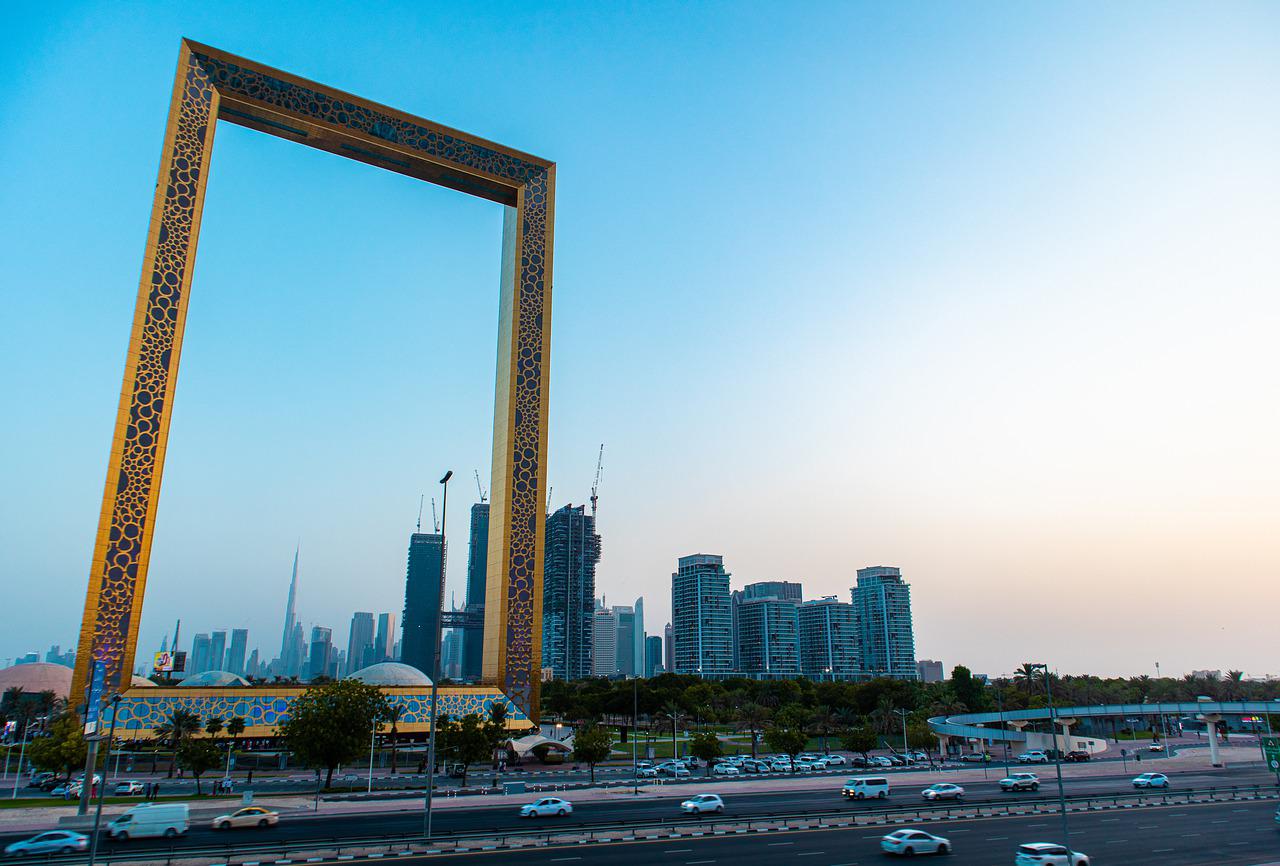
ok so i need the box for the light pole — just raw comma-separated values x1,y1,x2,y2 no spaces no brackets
1155,661,1169,759
1030,663,1071,855
88,695,121,866
631,677,639,795
894,708,910,756
367,715,378,794
995,685,1011,779
424,469,452,839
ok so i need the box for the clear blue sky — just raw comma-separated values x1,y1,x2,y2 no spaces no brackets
2,2,1278,678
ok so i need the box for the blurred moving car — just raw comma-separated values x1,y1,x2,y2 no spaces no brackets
842,776,890,800
1063,750,1091,763
1017,751,1050,764
999,773,1041,792
3,831,89,856
212,806,279,830
880,829,951,856
1148,742,1166,752
1014,842,1090,864
114,780,146,796
958,752,992,763
921,782,965,801
520,797,573,817
680,793,725,814
1132,772,1170,789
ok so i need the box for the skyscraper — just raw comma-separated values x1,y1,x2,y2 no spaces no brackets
209,630,227,673
798,597,859,678
375,612,396,663
735,585,800,677
190,633,211,674
742,581,803,602
670,554,733,675
286,622,306,678
225,629,248,676
663,622,674,673
592,604,619,677
245,648,260,679
916,659,944,683
279,546,300,670
442,629,462,680
401,532,446,677
542,504,601,680
462,502,489,681
645,634,663,677
852,566,917,679
308,626,332,681
347,612,375,675
631,597,645,677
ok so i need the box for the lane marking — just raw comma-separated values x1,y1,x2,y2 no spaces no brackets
550,859,582,863
986,836,1007,841
796,853,824,857
665,850,693,854
767,841,794,846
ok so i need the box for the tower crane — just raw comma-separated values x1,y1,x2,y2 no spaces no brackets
431,497,440,533
590,443,604,521
474,469,488,503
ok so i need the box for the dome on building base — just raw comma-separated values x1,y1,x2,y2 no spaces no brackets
178,670,250,688
0,663,73,699
346,662,432,687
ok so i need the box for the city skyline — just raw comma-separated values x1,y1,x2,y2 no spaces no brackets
4,3,1279,678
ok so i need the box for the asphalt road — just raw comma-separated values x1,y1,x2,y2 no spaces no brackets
2,764,1275,857
413,798,1280,865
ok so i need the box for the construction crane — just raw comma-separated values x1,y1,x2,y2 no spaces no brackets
416,495,424,532
431,497,440,533
474,469,488,503
546,486,553,511
590,443,604,520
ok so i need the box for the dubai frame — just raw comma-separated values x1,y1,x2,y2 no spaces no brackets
72,40,553,734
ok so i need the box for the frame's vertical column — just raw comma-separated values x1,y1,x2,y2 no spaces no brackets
72,46,219,702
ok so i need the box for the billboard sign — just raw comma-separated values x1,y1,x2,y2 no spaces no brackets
83,660,106,737
153,651,174,672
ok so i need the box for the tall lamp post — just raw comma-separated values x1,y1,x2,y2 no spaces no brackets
424,469,452,839
1030,663,1071,855
88,694,121,866
631,677,639,795
894,708,910,756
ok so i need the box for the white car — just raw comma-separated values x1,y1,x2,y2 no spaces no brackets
869,755,894,768
212,806,279,830
680,793,724,814
712,763,741,776
520,797,573,817
636,766,658,778
1014,842,1090,864
922,782,965,801
880,829,951,856
823,754,847,766
1132,772,1169,789
657,763,691,778
114,781,146,796
770,759,793,772
1017,751,1050,764
1000,773,1041,792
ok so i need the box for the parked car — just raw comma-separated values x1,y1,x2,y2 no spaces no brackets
849,755,869,768
740,759,770,773
114,780,146,796
1000,773,1041,792
1014,842,1090,864
1148,742,1166,752
908,751,929,762
1132,772,1170,789
520,797,573,817
212,806,279,830
823,754,847,766
869,756,894,768
921,782,965,801
1017,751,1050,764
39,776,69,792
770,759,793,772
1063,750,1091,763
880,829,951,857
26,772,55,790
886,754,907,766
712,763,741,776
107,803,189,840
841,776,890,800
3,831,89,856
636,766,658,778
959,752,992,763
681,793,725,814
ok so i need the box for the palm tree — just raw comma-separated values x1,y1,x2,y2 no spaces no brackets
1013,663,1041,695
384,703,404,773
154,709,200,777
1224,670,1245,700
734,703,770,759
870,697,898,738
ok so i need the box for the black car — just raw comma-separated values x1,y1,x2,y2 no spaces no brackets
1064,750,1091,762
39,777,69,792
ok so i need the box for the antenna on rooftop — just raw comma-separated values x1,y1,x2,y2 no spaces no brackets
416,495,424,532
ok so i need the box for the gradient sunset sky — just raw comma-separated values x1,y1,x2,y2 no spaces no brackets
2,1,1277,678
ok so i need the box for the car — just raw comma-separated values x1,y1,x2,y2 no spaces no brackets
908,751,929,762
886,754,908,766
1148,742,1166,752
107,803,189,839
1132,772,1169,789
636,766,658,778
1063,750,1091,763
841,776,890,800
1017,751,1050,764
849,755,869,767
959,752,992,763
712,763,740,776
880,828,951,857
1000,773,1041,792
26,772,55,790
659,765,691,778
114,780,146,796
3,831,90,856
869,756,894,768
823,754,847,766
770,759,793,772
801,757,829,770
743,759,771,773
212,806,280,830
680,793,725,814
48,783,72,797
922,782,965,801
636,760,653,769
520,797,573,818
1014,842,1090,864
39,776,68,792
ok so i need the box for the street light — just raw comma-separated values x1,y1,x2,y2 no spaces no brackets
88,694,121,866
894,708,910,756
424,469,452,839
1029,663,1072,855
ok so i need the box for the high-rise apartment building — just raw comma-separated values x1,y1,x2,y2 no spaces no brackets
852,566,917,679
442,629,462,680
209,631,227,673
916,659,944,683
462,503,489,681
592,604,619,677
347,612,375,674
663,623,674,673
375,612,396,663
671,554,733,675
308,626,333,681
190,633,211,674
645,635,663,677
735,584,800,677
542,504,601,680
743,581,803,602
225,629,248,676
798,597,860,678
401,532,446,677
614,604,638,677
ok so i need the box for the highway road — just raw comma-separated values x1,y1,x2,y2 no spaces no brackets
414,798,1280,865
1,764,1275,857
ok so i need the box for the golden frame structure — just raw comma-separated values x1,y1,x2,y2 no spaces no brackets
73,40,554,722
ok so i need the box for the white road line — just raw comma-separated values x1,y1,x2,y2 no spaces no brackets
1180,833,1202,837
1152,848,1175,853
687,861,716,864
550,860,582,863
1105,839,1128,844
665,850,693,855
768,841,794,846
986,836,1007,841
796,853,824,857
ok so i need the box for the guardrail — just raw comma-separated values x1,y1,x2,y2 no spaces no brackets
14,783,1279,865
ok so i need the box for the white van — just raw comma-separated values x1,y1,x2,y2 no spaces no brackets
841,776,890,800
106,803,189,840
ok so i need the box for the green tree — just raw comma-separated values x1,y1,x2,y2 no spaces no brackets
689,731,722,776
225,717,246,738
949,666,987,713
204,717,224,738
572,724,614,784
764,708,809,772
278,679,389,788
439,714,495,786
840,726,877,763
382,703,405,774
811,705,838,754
27,711,87,777
153,708,201,778
176,739,222,795
734,703,770,759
